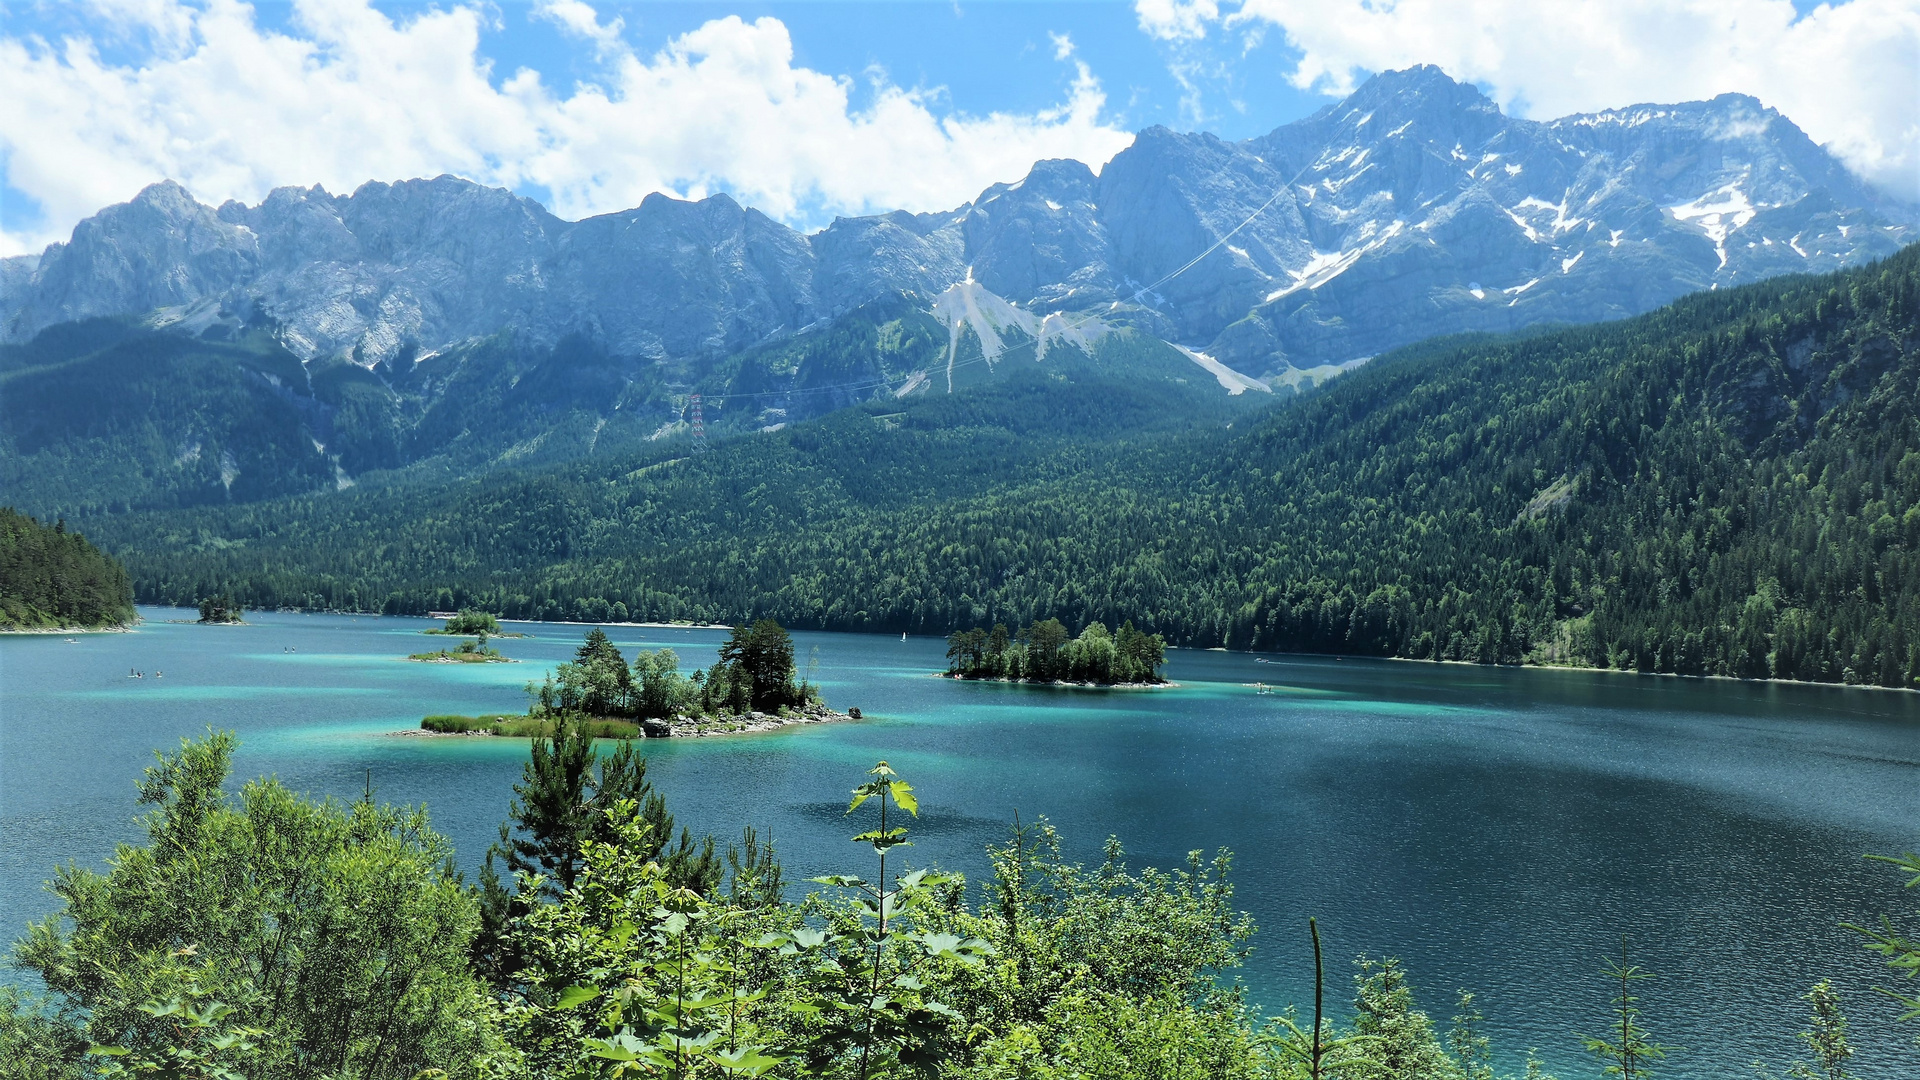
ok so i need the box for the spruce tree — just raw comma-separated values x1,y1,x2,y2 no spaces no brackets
1791,980,1853,1080
717,619,800,712
1582,938,1673,1079
473,719,721,985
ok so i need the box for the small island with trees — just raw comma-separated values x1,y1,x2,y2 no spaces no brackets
944,618,1168,685
408,634,514,663
421,608,527,637
196,594,244,624
418,618,847,737
410,609,517,660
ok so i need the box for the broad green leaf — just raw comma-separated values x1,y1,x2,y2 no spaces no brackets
847,782,880,813
586,1041,641,1062
916,932,963,955
706,1046,790,1077
887,779,918,816
556,985,601,1010
810,874,867,889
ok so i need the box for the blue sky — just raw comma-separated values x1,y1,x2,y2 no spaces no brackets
408,2,1332,136
2,0,1912,256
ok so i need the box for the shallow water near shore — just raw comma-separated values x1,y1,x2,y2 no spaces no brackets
4,607,1918,1077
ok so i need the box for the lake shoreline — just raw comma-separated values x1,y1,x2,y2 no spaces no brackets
13,610,1920,1079
1371,653,1920,695
0,624,136,634
937,673,1174,690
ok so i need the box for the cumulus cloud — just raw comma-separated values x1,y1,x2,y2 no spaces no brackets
1134,0,1221,43
1137,0,1920,201
0,0,1135,256
533,0,626,58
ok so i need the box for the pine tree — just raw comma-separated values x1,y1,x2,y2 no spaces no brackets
1790,980,1853,1080
1448,991,1494,1080
717,619,801,712
1582,938,1673,1079
473,718,721,986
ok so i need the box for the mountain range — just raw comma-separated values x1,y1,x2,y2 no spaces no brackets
2,66,1915,520
4,66,1910,383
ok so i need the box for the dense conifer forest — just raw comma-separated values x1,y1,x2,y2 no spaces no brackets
0,507,134,629
81,246,1920,687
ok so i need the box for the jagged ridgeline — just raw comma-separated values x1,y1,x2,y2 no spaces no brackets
89,245,1920,687
11,68,1915,524
0,508,134,629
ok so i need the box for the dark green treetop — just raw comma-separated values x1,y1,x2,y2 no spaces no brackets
0,507,134,629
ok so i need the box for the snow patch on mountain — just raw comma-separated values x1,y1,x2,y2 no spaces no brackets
1670,183,1762,269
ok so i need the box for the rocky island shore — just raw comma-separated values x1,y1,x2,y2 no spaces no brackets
398,702,858,740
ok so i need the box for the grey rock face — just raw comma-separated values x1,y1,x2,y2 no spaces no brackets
3,67,1910,379
219,177,564,361
964,158,1115,306
810,208,967,317
1136,66,1915,371
8,181,261,335
556,192,817,360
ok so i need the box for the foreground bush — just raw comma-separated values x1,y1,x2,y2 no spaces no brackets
12,733,500,1078
8,732,1915,1078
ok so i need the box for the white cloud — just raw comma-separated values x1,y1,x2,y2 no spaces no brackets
1139,0,1920,200
0,0,1135,256
532,0,626,58
1135,0,1221,43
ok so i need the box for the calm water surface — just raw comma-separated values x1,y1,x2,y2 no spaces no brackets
3,608,1918,1077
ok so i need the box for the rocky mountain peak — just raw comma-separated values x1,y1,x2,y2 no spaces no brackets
2,68,1910,385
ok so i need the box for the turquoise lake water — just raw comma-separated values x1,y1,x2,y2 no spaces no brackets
3,607,1918,1077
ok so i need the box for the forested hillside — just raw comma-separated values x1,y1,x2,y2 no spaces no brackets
0,295,1257,520
0,508,135,629
90,246,1920,687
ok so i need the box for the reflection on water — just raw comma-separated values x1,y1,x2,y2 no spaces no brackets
4,608,1918,1077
